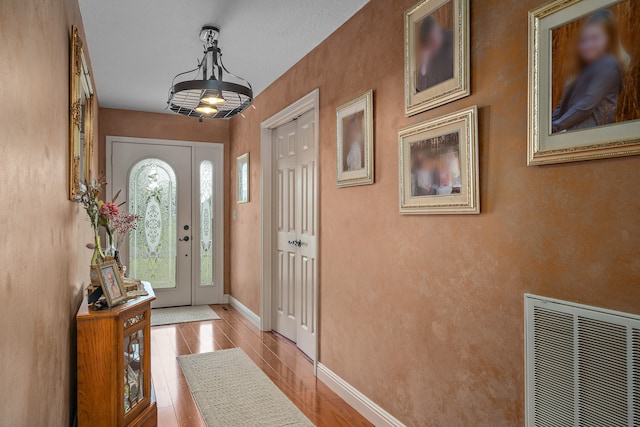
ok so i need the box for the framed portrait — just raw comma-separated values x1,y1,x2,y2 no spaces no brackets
336,90,374,188
399,105,479,215
69,26,94,200
236,152,249,203
405,0,470,116
97,260,127,307
528,0,640,165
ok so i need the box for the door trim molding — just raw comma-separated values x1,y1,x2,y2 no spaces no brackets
317,363,406,427
106,135,225,306
259,89,320,370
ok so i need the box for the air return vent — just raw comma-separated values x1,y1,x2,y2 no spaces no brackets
525,294,640,426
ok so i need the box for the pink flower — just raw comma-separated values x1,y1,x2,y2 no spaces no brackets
111,212,139,249
99,202,119,219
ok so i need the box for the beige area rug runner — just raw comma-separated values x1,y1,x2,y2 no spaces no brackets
177,348,314,427
150,305,220,327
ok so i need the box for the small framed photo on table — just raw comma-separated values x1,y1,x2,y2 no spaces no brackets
336,90,374,188
528,0,640,165
399,105,479,215
236,153,249,203
97,260,127,307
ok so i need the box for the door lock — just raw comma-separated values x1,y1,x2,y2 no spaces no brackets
287,239,302,247
179,236,190,242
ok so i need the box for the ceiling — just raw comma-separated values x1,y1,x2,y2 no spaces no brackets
78,0,369,114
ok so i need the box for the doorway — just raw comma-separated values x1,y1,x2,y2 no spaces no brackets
260,90,319,364
107,137,224,308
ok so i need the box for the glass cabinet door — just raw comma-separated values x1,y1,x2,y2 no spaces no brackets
123,328,144,414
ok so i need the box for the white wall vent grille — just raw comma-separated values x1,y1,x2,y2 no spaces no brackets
525,294,640,427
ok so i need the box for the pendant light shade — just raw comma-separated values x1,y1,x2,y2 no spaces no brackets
194,103,218,115
201,90,226,106
168,26,253,119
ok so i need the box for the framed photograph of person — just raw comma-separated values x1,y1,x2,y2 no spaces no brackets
97,260,127,307
336,90,374,188
399,106,479,214
236,152,249,203
528,0,640,165
405,0,470,116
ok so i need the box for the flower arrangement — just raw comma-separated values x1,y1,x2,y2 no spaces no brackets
78,178,137,273
79,175,107,232
112,212,139,250
99,200,120,256
78,176,108,266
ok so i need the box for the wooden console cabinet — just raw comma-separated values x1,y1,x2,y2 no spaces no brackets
77,282,157,427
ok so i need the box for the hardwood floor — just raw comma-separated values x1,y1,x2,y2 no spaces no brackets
151,304,373,427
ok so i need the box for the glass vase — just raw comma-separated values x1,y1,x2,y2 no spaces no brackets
90,233,106,266
105,232,116,258
114,249,124,271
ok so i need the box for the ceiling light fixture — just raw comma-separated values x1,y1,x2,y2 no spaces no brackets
168,26,253,119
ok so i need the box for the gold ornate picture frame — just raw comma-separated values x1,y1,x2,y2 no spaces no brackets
399,106,479,215
528,0,640,165
336,90,374,188
405,0,470,116
69,26,94,200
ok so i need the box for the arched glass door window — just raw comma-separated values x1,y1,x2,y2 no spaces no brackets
128,159,177,289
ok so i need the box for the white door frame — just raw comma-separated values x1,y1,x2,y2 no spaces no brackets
106,135,225,306
260,89,320,369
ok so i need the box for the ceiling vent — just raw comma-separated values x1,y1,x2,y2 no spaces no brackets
525,294,640,426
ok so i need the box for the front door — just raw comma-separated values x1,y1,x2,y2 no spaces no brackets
273,110,318,359
112,142,192,307
110,138,224,308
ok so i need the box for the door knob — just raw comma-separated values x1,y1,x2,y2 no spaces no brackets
179,236,190,242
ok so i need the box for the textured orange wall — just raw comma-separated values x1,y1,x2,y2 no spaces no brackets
229,0,640,425
98,108,231,292
228,120,261,312
0,0,98,424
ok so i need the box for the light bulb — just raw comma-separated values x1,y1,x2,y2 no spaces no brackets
195,103,218,115
201,90,226,105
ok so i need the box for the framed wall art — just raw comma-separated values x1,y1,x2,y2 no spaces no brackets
399,105,479,215
97,260,128,307
69,26,94,200
405,0,470,116
336,90,374,188
528,0,640,165
236,152,249,203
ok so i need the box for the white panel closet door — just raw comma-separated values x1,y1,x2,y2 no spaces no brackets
294,110,317,359
272,110,317,360
274,120,299,341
